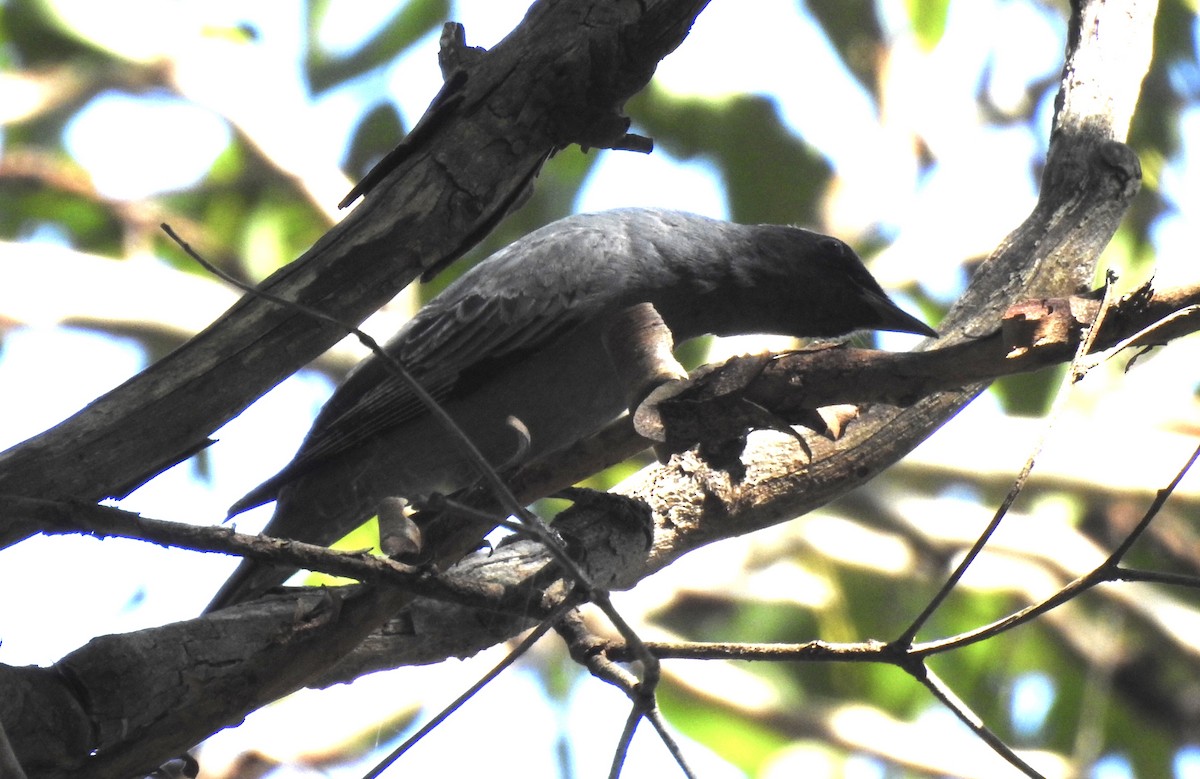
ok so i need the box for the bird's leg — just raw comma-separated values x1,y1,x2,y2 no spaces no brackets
602,302,689,412
377,496,423,561
602,302,689,463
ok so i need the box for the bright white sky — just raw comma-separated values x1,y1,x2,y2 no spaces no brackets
2,1,1197,777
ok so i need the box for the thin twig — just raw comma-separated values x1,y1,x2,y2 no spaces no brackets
895,273,1119,647
641,707,698,779
1113,566,1200,589
437,496,664,696
608,708,643,779
557,612,688,778
556,610,640,687
361,597,578,779
609,638,890,664
911,567,1104,657
13,495,531,610
602,691,696,779
1103,304,1200,356
1071,270,1120,380
916,666,1045,778
1105,439,1200,562
604,700,699,779
914,439,1200,657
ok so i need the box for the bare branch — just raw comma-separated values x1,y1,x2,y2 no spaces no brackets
915,667,1044,779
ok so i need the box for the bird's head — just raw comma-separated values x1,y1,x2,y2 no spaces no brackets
710,224,938,341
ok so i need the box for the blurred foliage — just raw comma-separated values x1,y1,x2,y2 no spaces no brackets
628,86,833,226
304,0,450,94
344,100,405,182
3,1,1200,777
805,0,886,101
905,0,952,50
993,366,1066,417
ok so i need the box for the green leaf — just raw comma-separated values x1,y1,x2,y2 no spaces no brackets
991,367,1062,417
905,0,951,51
0,0,104,67
805,0,886,104
303,517,381,588
628,85,833,227
344,102,406,182
0,182,122,255
658,683,788,775
238,195,327,278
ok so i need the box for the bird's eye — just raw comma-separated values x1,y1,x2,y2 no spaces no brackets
818,237,845,256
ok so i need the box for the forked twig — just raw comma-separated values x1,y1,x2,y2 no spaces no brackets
917,666,1044,778
895,274,1119,647
637,707,696,779
605,703,698,779
912,438,1200,657
556,612,690,778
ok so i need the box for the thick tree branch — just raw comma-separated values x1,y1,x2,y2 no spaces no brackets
667,281,1197,430
15,281,1196,562
22,283,1183,705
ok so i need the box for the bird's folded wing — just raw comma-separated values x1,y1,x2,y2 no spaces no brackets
267,288,584,484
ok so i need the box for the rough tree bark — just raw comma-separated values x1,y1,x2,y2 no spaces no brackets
0,0,1161,777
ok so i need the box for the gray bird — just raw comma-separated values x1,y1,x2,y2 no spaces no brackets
207,208,936,612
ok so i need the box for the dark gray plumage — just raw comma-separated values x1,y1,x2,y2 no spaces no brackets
207,208,935,611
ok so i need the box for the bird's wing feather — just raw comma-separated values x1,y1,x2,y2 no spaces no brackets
231,214,642,514
246,288,586,500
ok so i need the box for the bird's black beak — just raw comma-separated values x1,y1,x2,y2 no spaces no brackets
864,291,939,338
